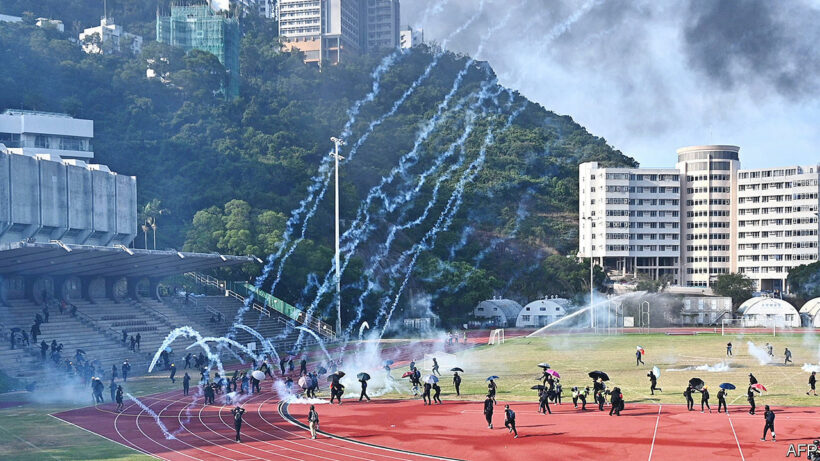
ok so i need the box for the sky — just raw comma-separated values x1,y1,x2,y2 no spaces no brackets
404,0,820,169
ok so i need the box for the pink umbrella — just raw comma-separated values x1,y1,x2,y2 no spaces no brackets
752,383,767,392
546,369,560,378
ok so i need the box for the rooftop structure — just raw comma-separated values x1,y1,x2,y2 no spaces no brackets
0,109,94,160
737,296,800,328
79,18,143,54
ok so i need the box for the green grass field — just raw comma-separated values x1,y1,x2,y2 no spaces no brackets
0,331,817,460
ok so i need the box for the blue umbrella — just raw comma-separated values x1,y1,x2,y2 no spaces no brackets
719,383,736,390
486,375,499,381
383,360,394,366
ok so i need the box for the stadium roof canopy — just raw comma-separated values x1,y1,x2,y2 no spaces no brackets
0,241,260,278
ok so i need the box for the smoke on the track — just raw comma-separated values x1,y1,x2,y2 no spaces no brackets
667,361,731,373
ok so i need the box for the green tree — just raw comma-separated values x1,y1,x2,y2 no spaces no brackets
712,273,756,312
787,261,820,300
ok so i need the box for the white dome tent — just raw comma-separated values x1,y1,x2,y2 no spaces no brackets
516,296,568,328
473,298,523,328
737,296,800,328
799,297,820,328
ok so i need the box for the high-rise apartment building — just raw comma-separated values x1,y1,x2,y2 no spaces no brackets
278,0,400,65
579,145,820,292
156,5,240,98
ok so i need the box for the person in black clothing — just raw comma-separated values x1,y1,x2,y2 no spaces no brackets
129,336,136,351
184,353,192,369
300,358,307,375
538,388,551,414
487,379,497,405
169,363,177,383
359,378,370,401
433,383,442,404
684,386,695,411
727,342,733,356
308,405,320,439
121,329,127,344
483,395,494,429
761,405,775,441
808,371,817,396
717,388,727,413
40,340,48,360
112,364,118,380
231,406,246,442
135,333,141,351
636,349,644,366
279,358,287,375
122,361,131,382
115,385,124,412
42,305,49,323
109,377,116,402
749,373,758,385
432,358,441,376
504,404,518,438
30,324,39,343
453,372,462,396
422,382,432,405
700,386,711,413
35,313,43,325
648,371,662,395
609,387,623,416
183,373,190,396
250,375,261,394
596,390,606,411
748,385,757,415
784,347,792,365
288,357,294,372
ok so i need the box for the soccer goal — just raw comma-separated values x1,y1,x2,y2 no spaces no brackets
488,328,505,345
721,318,776,336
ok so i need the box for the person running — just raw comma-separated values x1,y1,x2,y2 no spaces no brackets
748,385,757,415
433,383,442,404
571,387,580,408
809,371,817,396
432,358,441,376
717,388,728,413
483,394,494,429
726,342,733,356
422,382,432,405
636,349,645,366
700,386,711,413
359,377,370,402
684,386,695,411
761,405,775,441
766,343,774,357
487,379,497,405
504,404,518,438
169,363,177,383
648,370,662,395
231,406,246,442
308,405,319,439
784,347,792,365
115,385,124,412
538,388,552,414
183,372,191,396
453,371,462,396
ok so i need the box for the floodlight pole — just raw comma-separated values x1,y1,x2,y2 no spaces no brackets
330,137,345,337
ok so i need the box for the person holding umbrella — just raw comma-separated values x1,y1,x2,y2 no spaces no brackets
231,406,246,442
648,368,662,395
700,386,711,413
308,405,319,439
358,373,370,402
636,347,645,366
483,394,494,429
453,370,462,396
504,404,518,438
761,405,776,441
717,383,734,413
487,378,498,405
422,380,432,405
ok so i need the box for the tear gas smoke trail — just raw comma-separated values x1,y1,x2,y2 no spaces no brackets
291,82,500,347
234,324,281,364
186,336,264,363
226,51,404,338
378,102,529,334
449,225,475,259
747,341,774,365
802,363,820,373
272,379,329,405
359,321,370,340
125,393,177,440
294,327,333,362
267,0,488,297
419,0,453,27
149,326,225,378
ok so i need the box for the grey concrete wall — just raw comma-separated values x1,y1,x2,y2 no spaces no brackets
0,151,137,246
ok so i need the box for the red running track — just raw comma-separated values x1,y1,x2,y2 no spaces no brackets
54,390,819,461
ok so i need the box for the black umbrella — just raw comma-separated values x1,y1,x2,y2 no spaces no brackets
450,367,464,372
689,378,705,389
326,375,335,382
336,371,346,378
588,371,610,381
357,372,370,381
531,385,545,391
538,363,550,369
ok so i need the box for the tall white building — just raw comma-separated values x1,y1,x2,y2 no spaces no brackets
400,25,423,49
79,18,143,55
363,0,400,51
0,110,94,160
579,145,820,292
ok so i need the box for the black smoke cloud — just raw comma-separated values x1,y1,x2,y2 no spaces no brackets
683,0,820,98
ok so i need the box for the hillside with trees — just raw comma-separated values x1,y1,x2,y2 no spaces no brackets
0,3,632,326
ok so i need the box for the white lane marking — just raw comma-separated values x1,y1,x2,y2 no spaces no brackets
647,404,662,461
